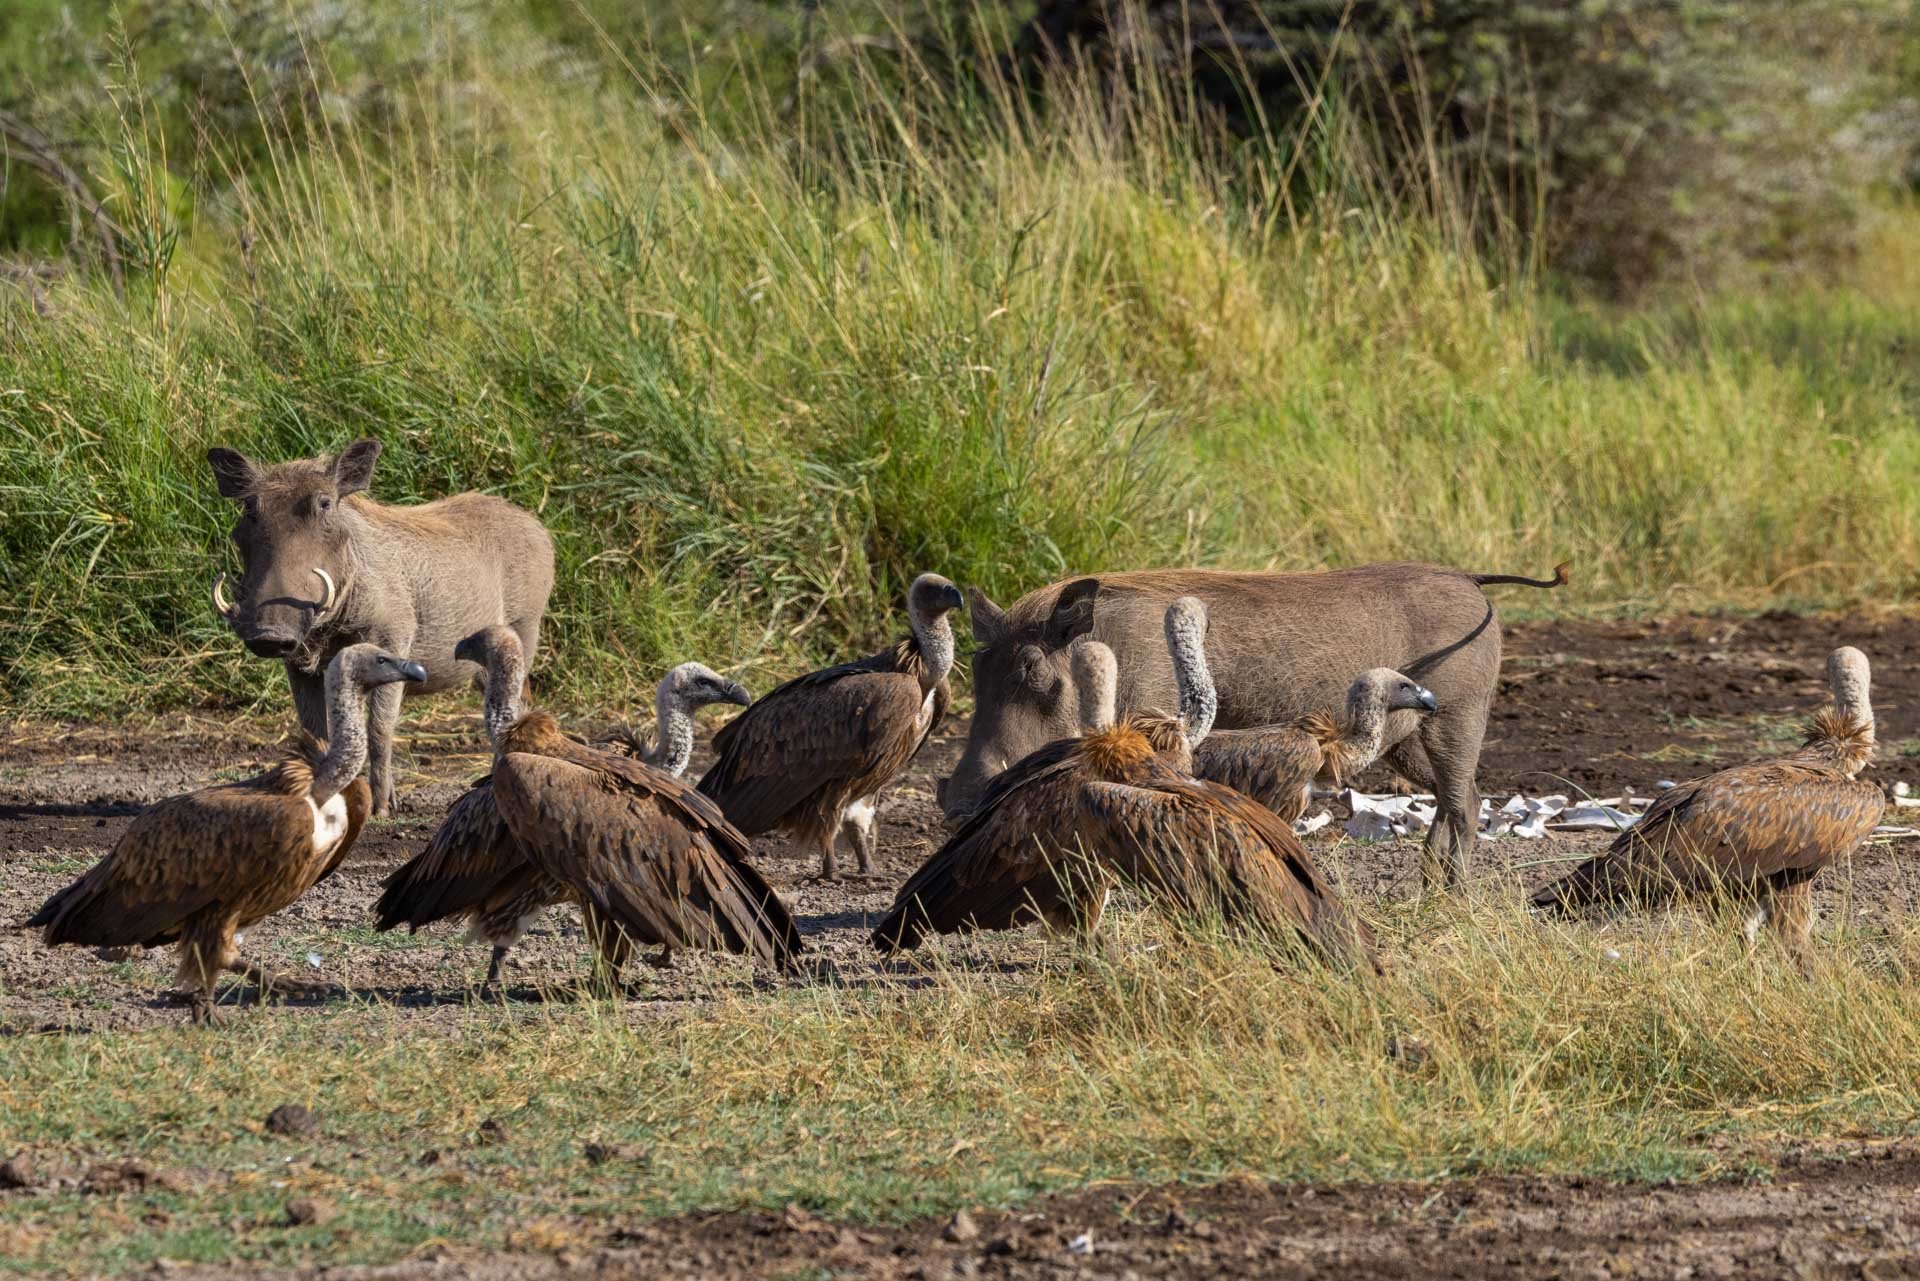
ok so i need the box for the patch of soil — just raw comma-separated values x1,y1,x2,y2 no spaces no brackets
1485,610,1920,797
123,1141,1920,1279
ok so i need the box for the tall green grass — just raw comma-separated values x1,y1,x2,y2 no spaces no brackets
2,4,1917,718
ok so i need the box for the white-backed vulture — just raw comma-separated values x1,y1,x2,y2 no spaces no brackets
698,572,963,879
373,626,753,988
27,644,426,1023
490,710,802,983
874,602,1377,969
1193,670,1437,821
1531,646,1887,953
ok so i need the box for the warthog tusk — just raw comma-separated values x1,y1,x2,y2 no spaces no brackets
212,573,234,617
312,567,337,614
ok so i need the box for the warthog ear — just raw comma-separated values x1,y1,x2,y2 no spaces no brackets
207,447,261,500
331,438,383,496
966,586,1009,648
1045,577,1099,647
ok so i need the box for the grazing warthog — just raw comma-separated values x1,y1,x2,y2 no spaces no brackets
208,438,555,815
940,562,1567,891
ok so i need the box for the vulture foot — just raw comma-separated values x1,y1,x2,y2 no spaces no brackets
646,946,674,971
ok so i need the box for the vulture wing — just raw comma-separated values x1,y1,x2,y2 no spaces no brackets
698,663,934,833
493,751,800,970
27,782,310,948
872,742,1092,952
373,779,537,932
1191,725,1325,821
1534,762,1886,911
1079,775,1378,969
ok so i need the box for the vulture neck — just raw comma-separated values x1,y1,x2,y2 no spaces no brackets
648,689,697,778
1166,618,1216,748
311,663,373,804
1340,677,1394,771
483,650,527,749
909,609,955,692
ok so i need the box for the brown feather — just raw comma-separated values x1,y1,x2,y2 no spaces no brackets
875,723,1376,970
1800,707,1874,776
492,718,801,972
698,638,948,866
27,743,370,1008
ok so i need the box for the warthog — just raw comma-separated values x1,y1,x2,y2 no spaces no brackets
208,438,555,814
940,562,1566,890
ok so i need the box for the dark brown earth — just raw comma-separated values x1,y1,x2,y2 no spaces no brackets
3,612,1919,1278
104,1142,1920,1280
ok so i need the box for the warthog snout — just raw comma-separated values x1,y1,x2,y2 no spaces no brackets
214,567,338,658
244,629,301,659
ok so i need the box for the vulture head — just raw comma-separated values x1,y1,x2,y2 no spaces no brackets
659,662,753,714
335,643,429,690
455,626,530,745
908,573,965,629
1352,669,1438,718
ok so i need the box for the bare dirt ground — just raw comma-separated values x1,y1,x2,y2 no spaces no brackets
128,1139,1920,1280
3,611,1919,1277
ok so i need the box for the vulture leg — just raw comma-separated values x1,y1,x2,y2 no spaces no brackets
814,828,841,882
481,945,511,994
840,798,879,876
176,924,238,1027
647,945,674,970
583,907,634,994
1767,880,1816,962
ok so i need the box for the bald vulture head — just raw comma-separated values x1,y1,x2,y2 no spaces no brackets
1348,668,1438,724
1163,596,1216,748
1827,646,1873,730
1068,636,1119,733
455,626,529,745
650,662,753,777
658,662,752,715
908,573,965,629
331,643,430,693
907,572,965,682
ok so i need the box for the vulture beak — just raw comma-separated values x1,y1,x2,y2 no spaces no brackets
936,583,965,614
397,659,430,685
722,681,753,707
1416,686,1438,713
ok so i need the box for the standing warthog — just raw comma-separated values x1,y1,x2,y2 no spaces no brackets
208,438,555,815
940,562,1566,891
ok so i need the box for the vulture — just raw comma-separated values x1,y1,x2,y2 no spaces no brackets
873,599,1377,970
698,572,963,879
1531,646,1887,953
1153,596,1437,818
373,626,754,988
489,709,803,985
1193,670,1437,821
27,644,426,1023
